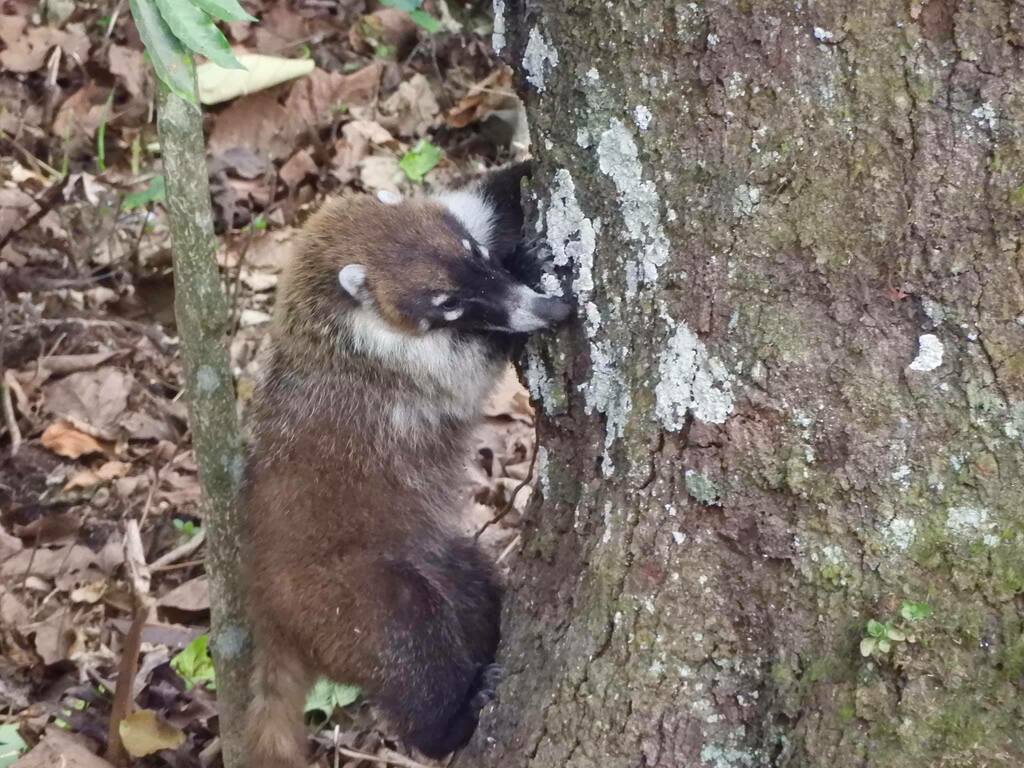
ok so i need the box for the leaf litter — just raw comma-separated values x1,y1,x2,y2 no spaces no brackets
1,1,535,766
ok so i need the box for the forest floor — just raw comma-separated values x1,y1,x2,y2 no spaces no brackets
0,2,535,766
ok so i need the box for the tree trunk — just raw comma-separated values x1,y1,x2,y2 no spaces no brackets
465,2,1024,766
156,80,250,768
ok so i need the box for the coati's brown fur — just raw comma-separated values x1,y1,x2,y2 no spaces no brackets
242,165,569,766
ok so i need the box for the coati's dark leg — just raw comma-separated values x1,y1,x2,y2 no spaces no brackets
291,548,501,759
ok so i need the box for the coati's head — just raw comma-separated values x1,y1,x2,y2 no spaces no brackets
275,179,570,385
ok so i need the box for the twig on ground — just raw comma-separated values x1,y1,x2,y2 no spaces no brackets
149,528,206,570
106,520,154,766
495,533,521,565
1,372,21,455
335,745,435,768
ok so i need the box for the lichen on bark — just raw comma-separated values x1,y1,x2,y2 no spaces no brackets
462,2,1024,767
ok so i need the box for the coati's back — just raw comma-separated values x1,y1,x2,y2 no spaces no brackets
242,165,570,767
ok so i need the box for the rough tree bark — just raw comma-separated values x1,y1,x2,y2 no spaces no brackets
156,79,250,768
464,2,1024,766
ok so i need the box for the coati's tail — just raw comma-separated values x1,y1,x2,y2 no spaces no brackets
246,636,314,768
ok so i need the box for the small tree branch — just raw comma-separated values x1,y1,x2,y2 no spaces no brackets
155,72,250,768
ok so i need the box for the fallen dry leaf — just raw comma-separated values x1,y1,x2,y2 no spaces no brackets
446,68,515,129
0,525,23,563
331,119,395,183
209,63,382,162
118,709,186,758
108,44,147,100
40,420,105,459
157,576,209,613
12,510,81,545
31,608,75,665
42,368,132,438
63,460,131,491
51,83,110,143
380,74,440,138
1,544,98,579
11,727,114,768
359,155,403,194
279,148,317,189
349,8,418,59
0,16,90,74
69,580,107,604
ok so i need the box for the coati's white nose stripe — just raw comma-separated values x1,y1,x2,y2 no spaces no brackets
443,308,464,322
432,293,450,306
506,284,551,332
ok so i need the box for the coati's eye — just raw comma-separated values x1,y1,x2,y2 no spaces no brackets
432,294,460,311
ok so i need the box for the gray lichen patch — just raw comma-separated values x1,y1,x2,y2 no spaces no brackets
908,334,944,372
545,169,596,299
685,470,722,506
580,339,632,477
522,26,559,92
596,119,670,297
491,0,506,52
655,319,735,428
946,505,999,546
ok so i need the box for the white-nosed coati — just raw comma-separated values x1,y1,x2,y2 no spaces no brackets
242,162,570,767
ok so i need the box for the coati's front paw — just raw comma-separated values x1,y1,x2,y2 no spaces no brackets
469,663,504,709
504,237,559,293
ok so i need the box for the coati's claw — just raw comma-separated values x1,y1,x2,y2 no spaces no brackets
470,663,504,708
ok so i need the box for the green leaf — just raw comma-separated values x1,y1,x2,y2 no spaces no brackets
399,139,442,182
171,634,217,691
154,0,244,70
866,619,886,638
130,0,196,102
886,627,907,642
859,637,876,657
192,0,257,22
380,0,423,11
0,724,26,768
122,175,166,210
304,677,360,719
408,9,440,33
900,601,933,622
877,638,891,653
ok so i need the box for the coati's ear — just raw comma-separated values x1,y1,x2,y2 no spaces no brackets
338,264,371,304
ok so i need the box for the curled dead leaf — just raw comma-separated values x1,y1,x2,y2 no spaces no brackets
118,709,186,758
63,460,131,491
40,420,105,459
157,576,209,613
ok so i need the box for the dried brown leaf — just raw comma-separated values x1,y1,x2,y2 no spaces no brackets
118,709,186,758
63,460,130,491
279,148,317,189
157,576,209,613
380,74,440,138
11,727,115,768
108,44,147,100
40,420,105,459
0,16,90,74
42,368,132,437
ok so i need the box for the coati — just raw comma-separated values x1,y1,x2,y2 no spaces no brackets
242,162,570,767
